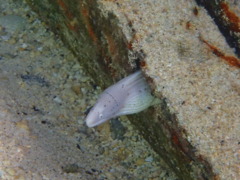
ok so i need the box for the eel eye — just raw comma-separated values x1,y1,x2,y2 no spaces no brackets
99,113,103,119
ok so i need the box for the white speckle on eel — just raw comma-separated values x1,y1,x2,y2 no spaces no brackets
85,70,158,127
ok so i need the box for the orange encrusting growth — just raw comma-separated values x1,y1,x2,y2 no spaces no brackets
57,0,73,19
57,0,79,32
220,2,240,32
201,37,240,68
80,5,98,43
105,32,118,57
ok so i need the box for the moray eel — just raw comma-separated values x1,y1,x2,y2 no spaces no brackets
86,71,157,127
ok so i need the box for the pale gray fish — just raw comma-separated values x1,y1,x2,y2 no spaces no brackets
85,70,157,127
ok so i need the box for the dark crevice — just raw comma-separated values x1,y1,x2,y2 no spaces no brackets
196,0,240,58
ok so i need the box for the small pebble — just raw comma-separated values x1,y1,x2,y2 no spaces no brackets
15,120,30,132
21,43,28,48
37,46,43,51
135,158,145,166
0,15,27,34
71,85,83,97
145,156,153,162
1,35,10,41
53,96,62,104
8,38,16,44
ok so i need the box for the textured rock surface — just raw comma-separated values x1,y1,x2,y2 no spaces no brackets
25,0,240,179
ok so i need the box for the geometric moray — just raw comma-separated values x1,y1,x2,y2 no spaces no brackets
86,71,157,127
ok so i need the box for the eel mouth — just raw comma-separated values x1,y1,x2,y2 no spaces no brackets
85,112,109,128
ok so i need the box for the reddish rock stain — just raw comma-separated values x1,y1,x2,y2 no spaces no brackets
105,32,117,57
57,0,73,19
220,2,240,32
186,21,191,30
200,37,240,68
80,5,97,43
193,7,199,16
140,60,147,69
171,130,190,159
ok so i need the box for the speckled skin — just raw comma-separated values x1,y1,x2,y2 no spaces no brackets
86,71,155,127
